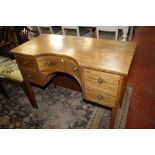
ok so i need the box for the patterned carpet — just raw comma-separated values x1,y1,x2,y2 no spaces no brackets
0,81,132,129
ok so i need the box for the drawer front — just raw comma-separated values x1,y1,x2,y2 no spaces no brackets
37,55,81,83
63,57,80,78
37,56,79,72
37,55,59,71
15,55,37,70
85,87,117,107
20,70,42,85
84,69,120,85
86,84,118,96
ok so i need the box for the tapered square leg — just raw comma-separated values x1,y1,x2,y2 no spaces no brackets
23,81,38,108
110,107,117,129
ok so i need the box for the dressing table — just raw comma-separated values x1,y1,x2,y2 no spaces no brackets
11,34,136,128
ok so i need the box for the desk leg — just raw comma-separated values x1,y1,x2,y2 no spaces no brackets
23,81,38,108
110,107,117,128
110,76,125,128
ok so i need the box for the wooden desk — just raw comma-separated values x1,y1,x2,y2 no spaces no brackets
11,34,136,128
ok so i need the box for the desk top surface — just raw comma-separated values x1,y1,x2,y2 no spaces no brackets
11,34,136,75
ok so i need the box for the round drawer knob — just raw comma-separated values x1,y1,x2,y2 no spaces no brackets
46,61,52,66
98,77,104,84
73,66,79,72
28,74,32,79
23,61,28,65
97,93,103,100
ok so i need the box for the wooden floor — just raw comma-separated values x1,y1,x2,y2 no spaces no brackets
52,27,155,128
126,26,155,128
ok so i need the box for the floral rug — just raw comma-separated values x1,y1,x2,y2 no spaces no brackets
0,81,132,129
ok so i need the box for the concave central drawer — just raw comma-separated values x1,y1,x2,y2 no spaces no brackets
83,68,120,107
37,56,79,72
36,55,81,82
37,55,59,71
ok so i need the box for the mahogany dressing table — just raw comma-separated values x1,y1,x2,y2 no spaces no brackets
11,34,136,128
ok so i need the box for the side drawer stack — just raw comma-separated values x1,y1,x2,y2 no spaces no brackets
83,68,121,107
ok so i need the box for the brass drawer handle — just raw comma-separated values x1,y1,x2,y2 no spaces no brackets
73,66,79,72
28,74,32,79
97,77,104,84
97,93,104,100
23,61,28,65
46,61,53,66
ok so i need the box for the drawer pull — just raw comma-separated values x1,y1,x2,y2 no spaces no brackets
97,93,104,100
28,74,32,79
73,66,79,72
46,61,53,66
98,77,104,84
23,61,28,65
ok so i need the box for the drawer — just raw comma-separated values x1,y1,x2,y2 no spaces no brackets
85,87,117,107
37,55,59,71
63,57,80,76
20,70,42,85
37,55,81,83
37,56,79,72
83,68,120,107
86,84,118,96
15,55,37,70
84,69,120,85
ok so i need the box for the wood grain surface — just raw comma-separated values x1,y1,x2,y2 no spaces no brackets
11,34,136,75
